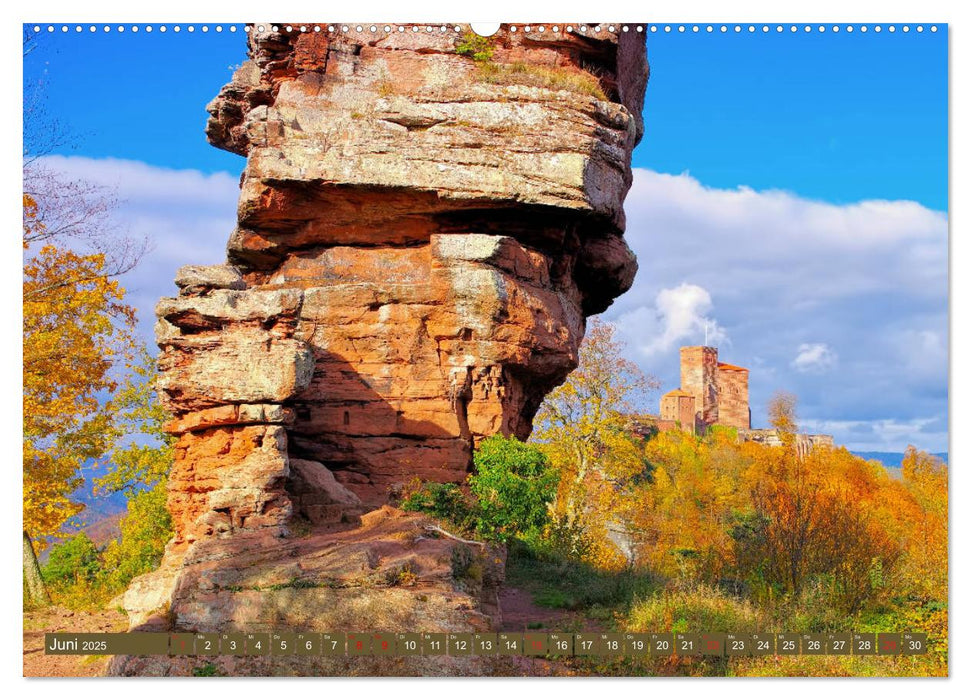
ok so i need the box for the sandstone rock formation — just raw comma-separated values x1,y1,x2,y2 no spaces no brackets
119,23,647,644
110,506,508,676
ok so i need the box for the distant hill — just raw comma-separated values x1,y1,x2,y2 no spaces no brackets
66,463,130,534
38,465,130,563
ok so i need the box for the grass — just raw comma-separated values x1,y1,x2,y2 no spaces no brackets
191,662,220,677
475,62,607,100
506,537,947,676
506,539,659,617
626,585,762,633
267,578,320,592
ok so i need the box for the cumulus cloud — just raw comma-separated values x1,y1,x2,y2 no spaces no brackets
617,283,728,359
36,155,241,209
34,155,241,343
799,417,947,453
607,168,948,452
792,343,838,374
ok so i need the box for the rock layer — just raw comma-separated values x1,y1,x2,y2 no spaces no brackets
127,23,647,634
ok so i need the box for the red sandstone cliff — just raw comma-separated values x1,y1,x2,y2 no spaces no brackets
114,24,648,647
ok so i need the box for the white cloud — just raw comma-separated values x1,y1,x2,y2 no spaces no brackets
34,155,241,343
799,417,946,453
35,155,240,208
792,343,838,374
605,168,948,452
617,283,728,359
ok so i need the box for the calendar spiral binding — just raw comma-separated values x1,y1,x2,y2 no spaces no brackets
28,23,941,36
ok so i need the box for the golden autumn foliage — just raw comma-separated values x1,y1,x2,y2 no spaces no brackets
898,446,948,601
23,193,138,543
530,321,948,618
524,322,946,675
623,426,947,613
532,319,659,566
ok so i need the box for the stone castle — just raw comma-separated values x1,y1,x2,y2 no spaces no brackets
659,346,750,432
651,345,834,453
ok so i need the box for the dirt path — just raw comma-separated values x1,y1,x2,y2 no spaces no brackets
23,605,128,677
498,586,603,633
25,589,592,676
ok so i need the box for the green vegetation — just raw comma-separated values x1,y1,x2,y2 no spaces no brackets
507,538,658,613
626,585,761,634
40,480,172,610
455,31,495,63
400,481,473,530
41,532,101,587
191,662,220,677
268,578,320,592
100,483,171,590
402,435,555,543
476,62,607,100
469,435,558,542
408,320,949,677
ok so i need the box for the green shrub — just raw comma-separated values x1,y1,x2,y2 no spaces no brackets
455,31,494,62
469,436,558,543
400,481,473,529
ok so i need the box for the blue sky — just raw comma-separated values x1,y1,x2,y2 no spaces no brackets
24,25,948,209
638,27,947,210
23,24,949,452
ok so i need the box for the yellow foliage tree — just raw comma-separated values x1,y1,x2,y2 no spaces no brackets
532,320,659,566
899,446,948,600
22,193,137,603
634,427,746,581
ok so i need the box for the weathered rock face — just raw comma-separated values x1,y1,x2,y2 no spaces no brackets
129,24,646,635
111,507,508,675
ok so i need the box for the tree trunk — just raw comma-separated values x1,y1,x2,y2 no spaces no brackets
23,530,50,606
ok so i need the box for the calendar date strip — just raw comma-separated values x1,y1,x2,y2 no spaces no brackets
44,631,928,656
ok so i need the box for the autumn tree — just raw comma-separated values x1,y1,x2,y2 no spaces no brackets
767,390,798,436
898,446,948,601
96,347,174,497
22,33,151,606
22,194,140,604
532,319,659,563
733,434,903,610
34,356,175,608
635,426,748,582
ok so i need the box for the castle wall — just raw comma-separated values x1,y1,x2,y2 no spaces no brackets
716,364,750,429
660,391,696,430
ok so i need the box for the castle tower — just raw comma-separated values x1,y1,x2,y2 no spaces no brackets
681,346,719,430
715,362,750,429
